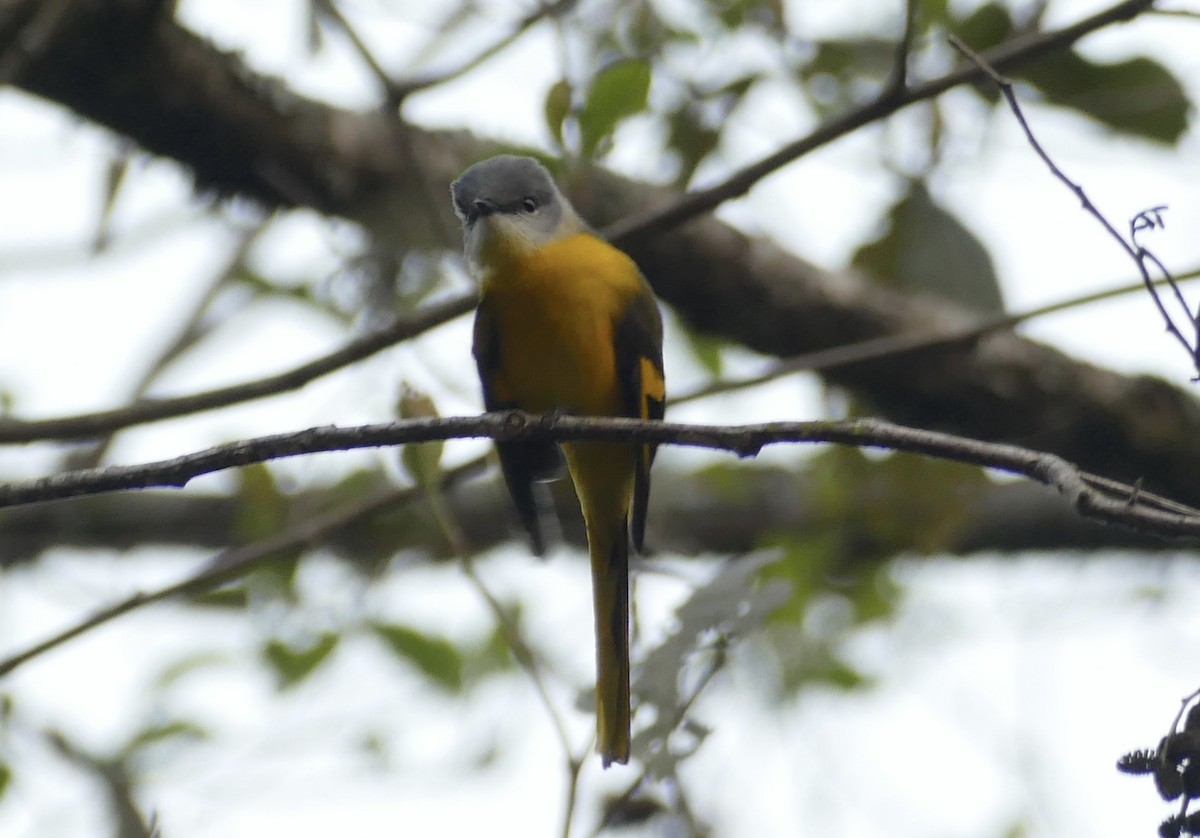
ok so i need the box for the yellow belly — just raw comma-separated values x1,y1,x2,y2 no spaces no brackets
484,233,637,418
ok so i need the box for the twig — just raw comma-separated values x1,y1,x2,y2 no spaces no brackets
389,1,575,103
0,456,489,678
316,0,573,108
0,293,475,444
604,0,1155,246
1147,9,1200,20
947,34,1198,379
884,0,921,95
3,413,1200,540
43,728,156,837
311,0,405,107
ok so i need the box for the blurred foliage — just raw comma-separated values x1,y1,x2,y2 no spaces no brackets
371,621,465,693
758,446,990,694
633,552,791,779
118,720,210,764
854,179,1004,314
263,632,341,689
579,58,653,159
1022,51,1189,144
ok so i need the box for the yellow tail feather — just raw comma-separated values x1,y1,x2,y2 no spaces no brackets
592,516,630,766
565,441,635,766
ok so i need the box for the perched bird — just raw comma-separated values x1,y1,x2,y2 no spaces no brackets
452,155,665,766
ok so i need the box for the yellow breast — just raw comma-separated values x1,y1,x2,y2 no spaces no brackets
483,233,641,417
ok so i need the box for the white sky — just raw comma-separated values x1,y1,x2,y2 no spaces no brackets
2,1,1199,836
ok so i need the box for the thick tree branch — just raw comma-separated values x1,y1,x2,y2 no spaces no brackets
2,413,1199,540
0,463,1177,567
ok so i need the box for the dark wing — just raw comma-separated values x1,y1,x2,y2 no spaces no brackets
473,297,562,556
613,281,666,553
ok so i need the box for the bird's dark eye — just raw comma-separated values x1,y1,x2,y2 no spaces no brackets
521,197,538,213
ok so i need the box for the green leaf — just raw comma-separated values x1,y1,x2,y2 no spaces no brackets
919,0,951,26
371,622,464,693
189,585,249,610
233,463,289,543
1020,51,1188,144
666,105,720,188
632,552,790,778
803,37,896,83
769,630,869,694
544,79,572,148
954,2,1013,54
464,618,518,681
154,651,231,689
120,720,209,761
676,319,725,377
233,464,303,598
262,632,340,689
397,385,444,487
798,445,991,560
0,763,10,802
760,532,841,625
714,0,785,34
578,59,652,159
853,179,1004,314
665,75,756,187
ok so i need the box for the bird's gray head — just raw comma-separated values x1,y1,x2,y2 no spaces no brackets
450,155,581,274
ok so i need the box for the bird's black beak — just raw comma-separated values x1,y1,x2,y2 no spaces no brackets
464,198,497,226
456,194,499,223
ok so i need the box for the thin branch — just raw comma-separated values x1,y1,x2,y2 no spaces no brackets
0,455,490,678
43,729,156,838
0,293,475,444
884,0,921,96
672,269,1200,407
603,0,1155,246
311,0,405,107
3,413,1200,540
390,1,575,102
947,34,1198,378
1147,9,1200,20
316,0,573,108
